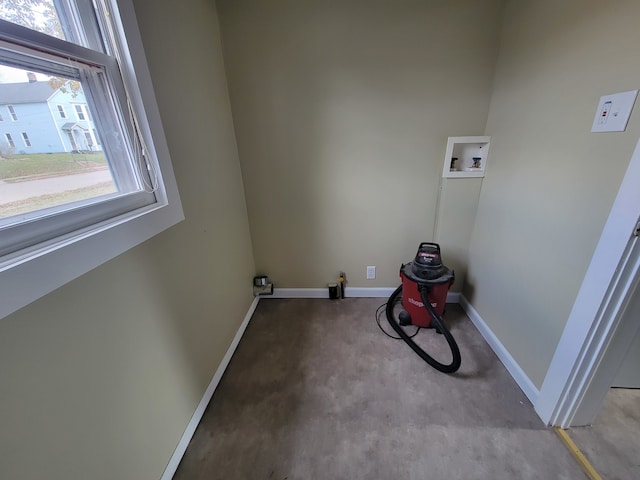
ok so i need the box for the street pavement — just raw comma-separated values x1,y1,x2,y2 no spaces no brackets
0,169,114,204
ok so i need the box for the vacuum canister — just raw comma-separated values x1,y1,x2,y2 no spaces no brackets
399,243,454,328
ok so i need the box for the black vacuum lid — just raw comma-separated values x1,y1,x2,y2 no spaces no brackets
401,242,454,285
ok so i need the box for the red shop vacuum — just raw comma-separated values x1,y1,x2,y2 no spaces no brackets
384,242,461,373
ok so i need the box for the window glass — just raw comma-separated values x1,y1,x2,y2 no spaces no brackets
20,132,31,146
74,104,85,120
0,0,66,40
8,105,18,120
5,133,16,148
0,62,122,223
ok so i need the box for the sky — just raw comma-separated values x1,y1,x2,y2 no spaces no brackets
0,0,62,84
0,65,49,84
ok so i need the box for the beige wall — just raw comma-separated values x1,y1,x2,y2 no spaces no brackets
613,286,640,388
217,0,504,288
0,1,255,479
466,0,640,387
434,177,483,293
6,1,640,477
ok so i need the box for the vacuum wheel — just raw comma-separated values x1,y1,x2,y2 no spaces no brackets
398,310,412,326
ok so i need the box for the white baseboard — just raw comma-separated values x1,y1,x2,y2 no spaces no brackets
271,287,461,302
447,291,461,303
459,295,539,404
271,287,395,298
344,287,396,298
160,296,260,480
272,288,328,298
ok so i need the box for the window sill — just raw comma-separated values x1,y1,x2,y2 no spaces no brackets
1,193,184,320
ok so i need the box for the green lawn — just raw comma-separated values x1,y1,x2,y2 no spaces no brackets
0,152,108,180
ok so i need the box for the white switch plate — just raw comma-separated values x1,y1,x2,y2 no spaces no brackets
591,90,638,132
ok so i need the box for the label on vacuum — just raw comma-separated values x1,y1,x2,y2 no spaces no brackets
408,297,437,309
418,252,440,266
408,297,424,308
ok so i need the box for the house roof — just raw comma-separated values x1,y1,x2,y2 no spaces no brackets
61,122,87,131
0,81,56,104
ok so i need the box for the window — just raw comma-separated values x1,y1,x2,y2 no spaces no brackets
74,104,86,120
83,131,93,147
0,111,3,121
0,0,184,320
93,128,101,145
5,133,15,148
7,105,17,121
21,132,31,147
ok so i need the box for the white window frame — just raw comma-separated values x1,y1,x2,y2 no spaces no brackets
57,104,67,118
83,130,93,147
5,132,15,148
20,131,31,147
7,104,17,121
73,103,86,120
0,0,184,320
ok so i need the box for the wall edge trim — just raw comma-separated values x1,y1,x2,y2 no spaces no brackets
160,296,260,480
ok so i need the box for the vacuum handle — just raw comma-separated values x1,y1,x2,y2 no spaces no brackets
418,242,441,254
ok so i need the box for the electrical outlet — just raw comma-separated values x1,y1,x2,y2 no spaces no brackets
591,90,638,132
366,266,376,280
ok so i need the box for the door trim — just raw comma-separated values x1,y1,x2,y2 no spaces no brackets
535,137,640,427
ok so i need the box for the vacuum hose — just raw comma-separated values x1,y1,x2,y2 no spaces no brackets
385,284,461,373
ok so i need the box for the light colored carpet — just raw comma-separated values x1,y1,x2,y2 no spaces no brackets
568,388,640,480
174,298,585,479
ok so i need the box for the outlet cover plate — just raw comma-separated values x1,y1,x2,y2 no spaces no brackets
591,90,638,132
366,266,376,279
